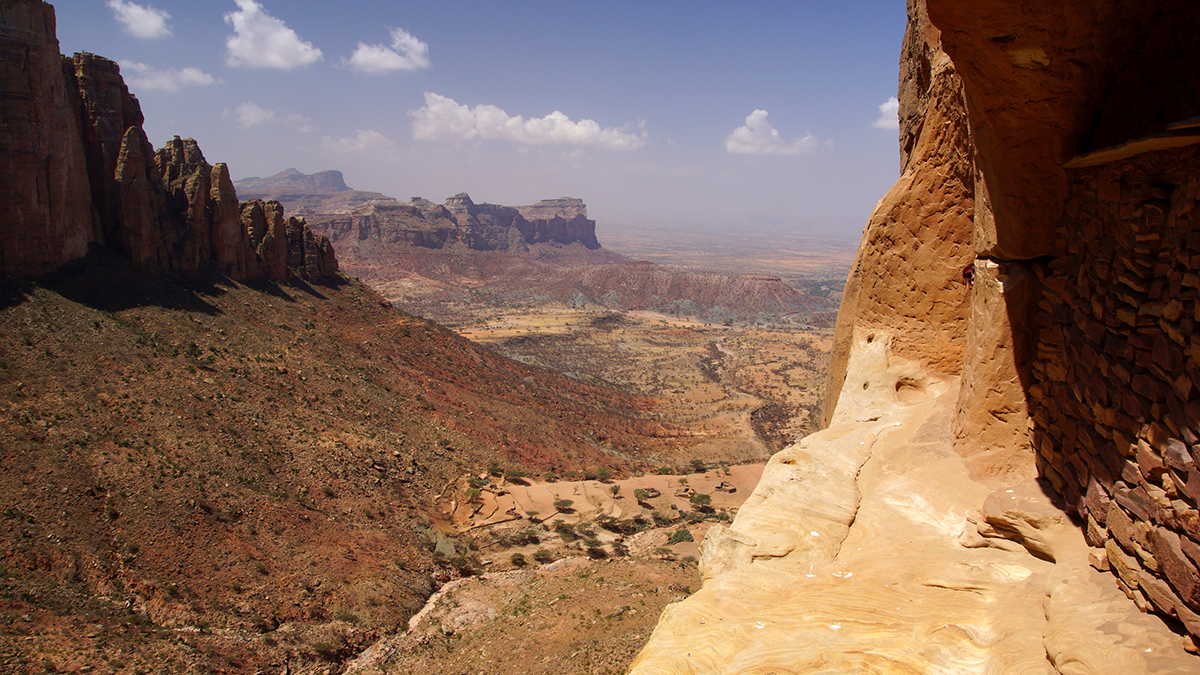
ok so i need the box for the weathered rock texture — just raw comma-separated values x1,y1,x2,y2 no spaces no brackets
0,0,337,283
0,0,94,275
636,0,1200,669
822,0,976,426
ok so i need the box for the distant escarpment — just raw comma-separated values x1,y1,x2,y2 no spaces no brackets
309,191,601,255
0,0,335,283
289,188,833,323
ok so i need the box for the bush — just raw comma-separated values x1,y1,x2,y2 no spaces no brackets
465,488,482,503
596,466,612,481
690,459,707,474
585,547,608,559
656,466,675,475
667,528,694,545
633,488,650,502
532,549,554,563
510,553,527,566
552,498,574,511
689,493,712,507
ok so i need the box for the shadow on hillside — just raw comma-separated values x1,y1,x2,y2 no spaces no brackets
0,249,223,315
0,248,354,313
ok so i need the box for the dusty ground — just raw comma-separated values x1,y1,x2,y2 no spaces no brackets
346,465,765,675
449,306,832,463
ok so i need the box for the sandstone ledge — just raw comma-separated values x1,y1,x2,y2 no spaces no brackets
630,375,1195,673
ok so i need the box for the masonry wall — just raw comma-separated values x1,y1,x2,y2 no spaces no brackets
1027,145,1200,633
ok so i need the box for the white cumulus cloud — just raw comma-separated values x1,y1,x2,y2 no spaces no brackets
724,110,819,156
872,97,900,130
344,27,430,73
107,0,172,39
224,0,323,70
320,130,395,155
411,93,646,150
120,61,219,92
225,102,275,128
222,102,315,132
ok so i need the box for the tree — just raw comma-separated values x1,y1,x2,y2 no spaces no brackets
634,488,651,504
689,493,711,508
610,484,621,498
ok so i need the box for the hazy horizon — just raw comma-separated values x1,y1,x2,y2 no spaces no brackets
53,0,906,238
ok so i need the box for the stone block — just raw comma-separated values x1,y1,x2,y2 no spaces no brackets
1108,502,1136,550
1085,477,1111,524
1138,568,1179,616
1107,538,1143,590
1086,514,1108,547
1148,527,1200,606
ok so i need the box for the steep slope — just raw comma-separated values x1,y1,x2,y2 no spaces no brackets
0,254,683,673
0,2,691,671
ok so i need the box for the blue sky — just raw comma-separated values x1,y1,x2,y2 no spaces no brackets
52,1,906,237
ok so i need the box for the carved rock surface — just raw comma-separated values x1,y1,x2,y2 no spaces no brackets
822,0,975,424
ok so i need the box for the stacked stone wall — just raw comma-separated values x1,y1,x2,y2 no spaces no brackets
1029,144,1200,635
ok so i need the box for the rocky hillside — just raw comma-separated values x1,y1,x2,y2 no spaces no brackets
632,0,1200,671
0,2,693,671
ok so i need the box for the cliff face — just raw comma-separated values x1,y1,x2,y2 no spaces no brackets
633,0,1200,670
0,0,94,275
0,0,337,284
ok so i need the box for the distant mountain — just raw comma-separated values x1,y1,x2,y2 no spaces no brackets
235,167,350,193
234,168,392,216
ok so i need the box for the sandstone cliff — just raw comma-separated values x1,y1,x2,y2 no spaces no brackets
0,0,337,284
633,0,1200,671
0,0,94,275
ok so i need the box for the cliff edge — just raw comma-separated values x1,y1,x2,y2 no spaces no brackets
632,0,1200,671
0,0,336,283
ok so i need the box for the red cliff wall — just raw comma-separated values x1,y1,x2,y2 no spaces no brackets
0,0,337,284
0,0,95,275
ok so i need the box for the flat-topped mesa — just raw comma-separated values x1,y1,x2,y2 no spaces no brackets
517,197,588,221
439,192,600,250
0,0,338,283
235,168,350,195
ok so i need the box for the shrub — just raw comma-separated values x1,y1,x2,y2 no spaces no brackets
585,546,608,559
532,549,553,563
656,466,675,475
633,488,650,502
667,528,694,545
596,466,611,481
552,498,574,511
689,459,707,474
510,553,527,566
689,493,712,507
465,488,482,503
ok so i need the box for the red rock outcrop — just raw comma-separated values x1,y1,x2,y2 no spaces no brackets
826,0,1200,643
0,0,94,275
0,0,339,284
